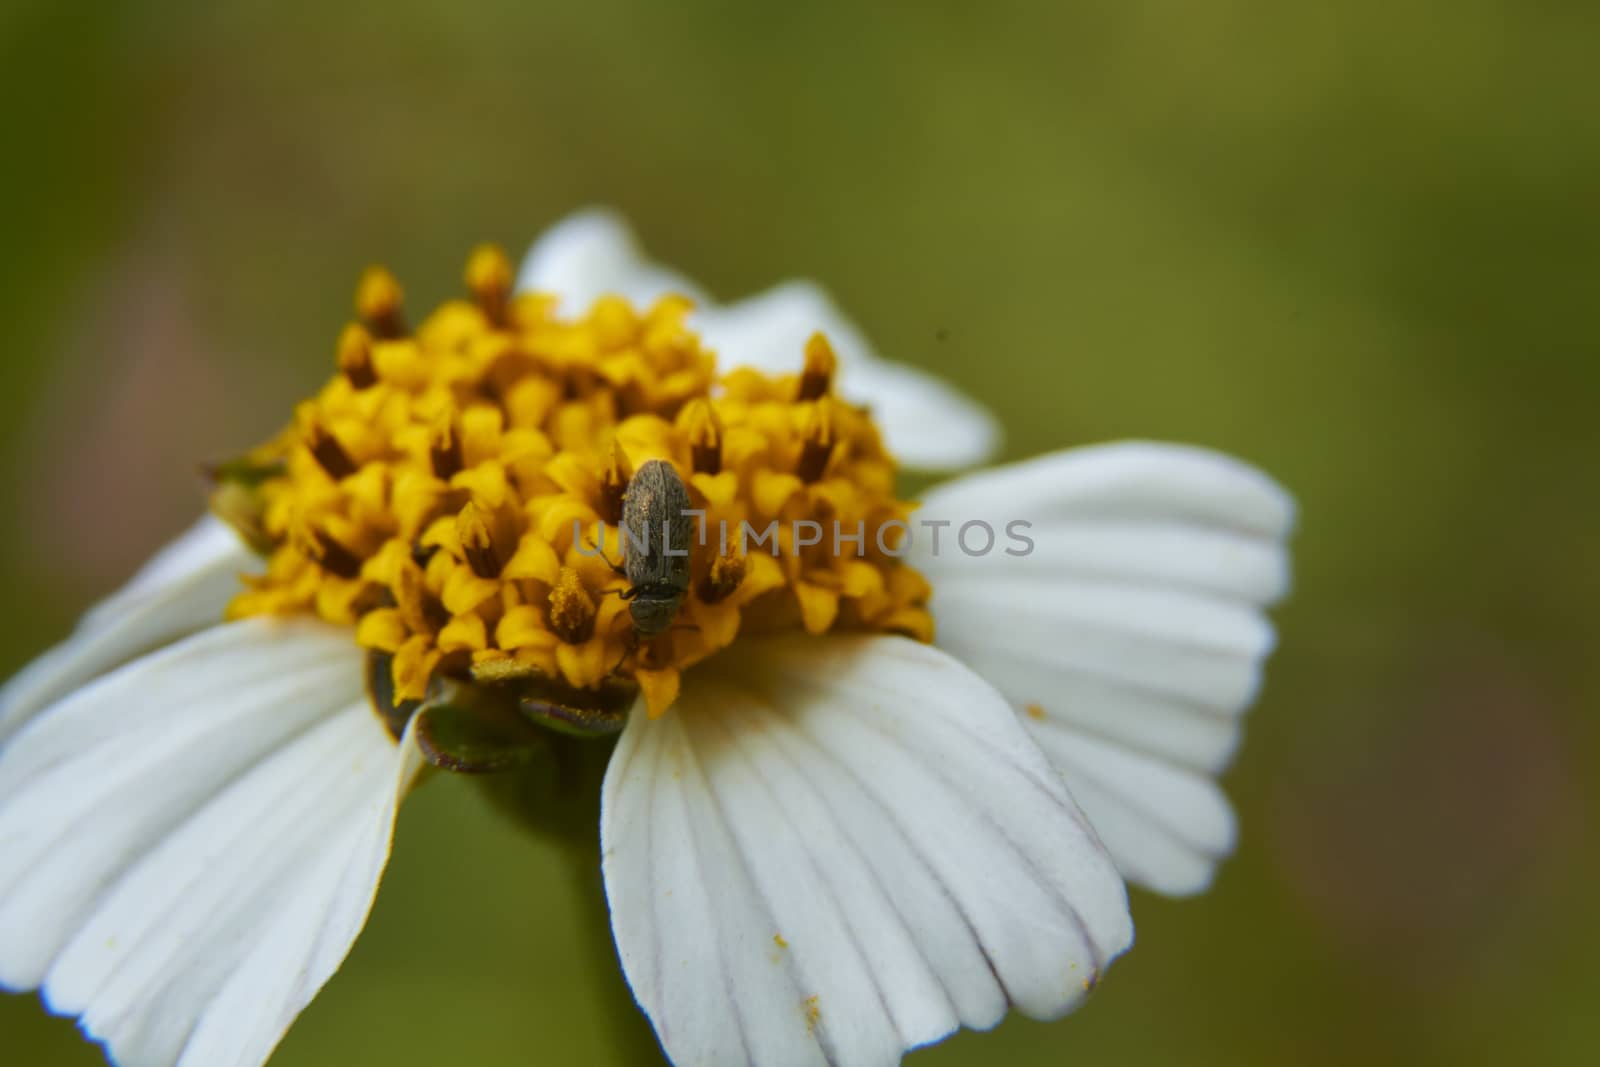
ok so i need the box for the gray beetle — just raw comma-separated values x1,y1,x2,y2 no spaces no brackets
619,459,692,638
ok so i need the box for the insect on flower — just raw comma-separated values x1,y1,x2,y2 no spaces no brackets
0,210,1293,1067
617,458,694,639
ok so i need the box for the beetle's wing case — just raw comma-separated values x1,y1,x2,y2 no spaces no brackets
660,466,693,594
620,460,662,585
622,459,692,590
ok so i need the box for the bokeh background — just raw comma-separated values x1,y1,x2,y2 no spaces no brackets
3,1,1596,1064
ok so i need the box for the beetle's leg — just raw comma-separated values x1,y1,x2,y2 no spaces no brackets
606,629,639,676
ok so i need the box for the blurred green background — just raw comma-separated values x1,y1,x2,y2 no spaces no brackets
3,1,1596,1064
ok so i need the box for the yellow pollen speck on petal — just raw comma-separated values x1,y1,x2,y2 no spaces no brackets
803,995,821,1035
773,933,788,949
220,250,934,717
1025,702,1047,721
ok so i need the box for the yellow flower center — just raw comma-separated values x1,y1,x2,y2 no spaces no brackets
219,245,933,718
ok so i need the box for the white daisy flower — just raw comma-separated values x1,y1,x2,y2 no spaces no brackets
0,213,1292,1067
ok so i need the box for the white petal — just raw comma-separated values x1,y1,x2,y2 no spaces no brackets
694,282,1001,471
1025,728,1235,896
922,440,1295,541
514,208,704,313
516,209,998,470
602,634,1131,1067
0,515,258,743
915,442,1294,897
0,617,420,1067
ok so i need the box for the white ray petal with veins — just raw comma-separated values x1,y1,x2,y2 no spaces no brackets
0,516,257,742
0,617,420,1067
603,633,1132,1067
916,441,1294,896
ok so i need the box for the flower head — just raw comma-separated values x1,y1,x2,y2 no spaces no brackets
221,262,929,718
0,210,1292,1067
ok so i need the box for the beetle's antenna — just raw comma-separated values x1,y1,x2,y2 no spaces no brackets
583,535,626,576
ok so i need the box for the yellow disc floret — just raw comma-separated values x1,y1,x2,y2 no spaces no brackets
220,246,932,717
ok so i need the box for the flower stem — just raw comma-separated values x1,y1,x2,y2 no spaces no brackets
565,841,666,1065
478,733,663,1064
